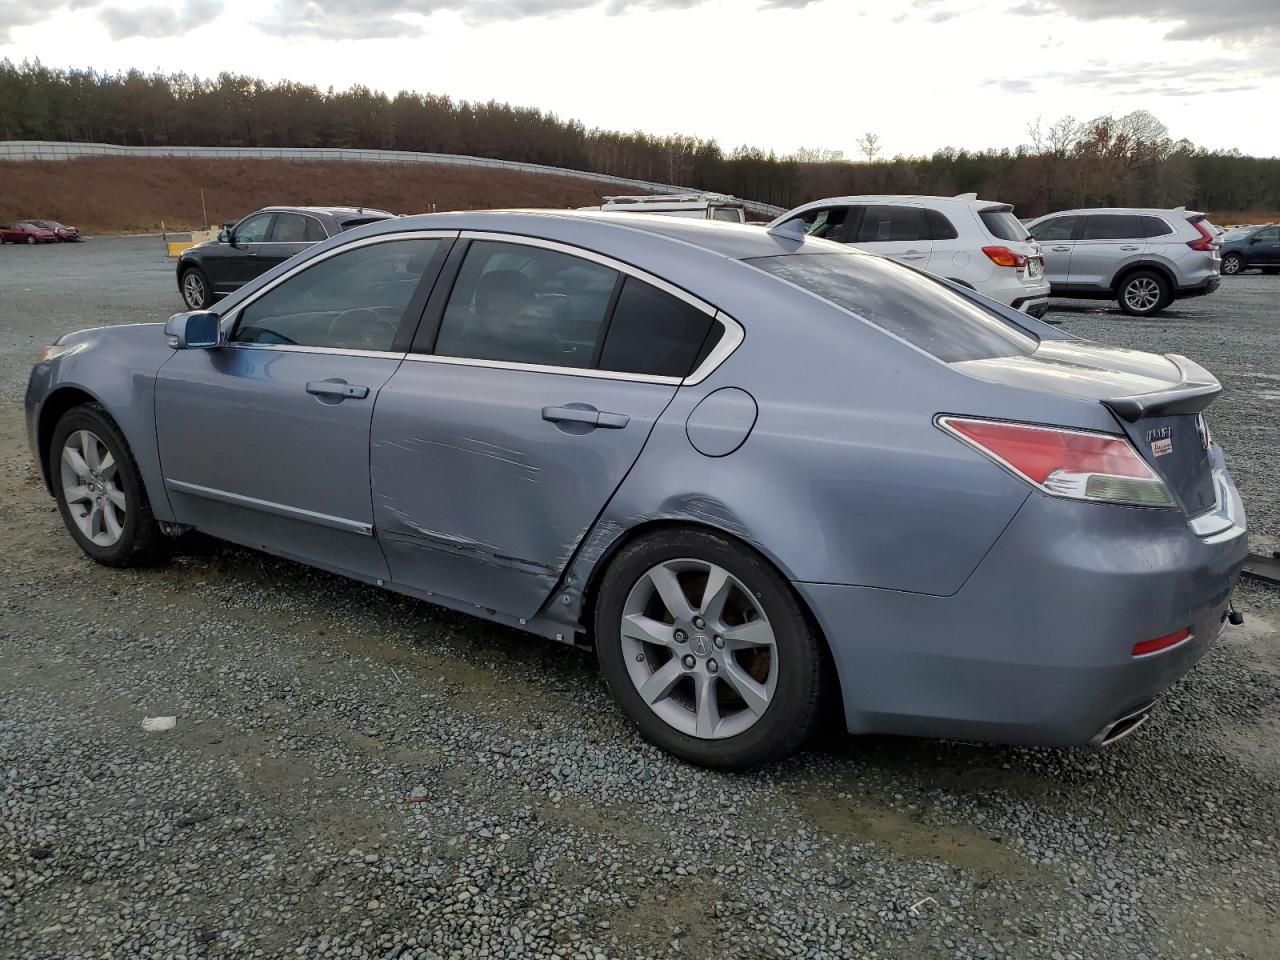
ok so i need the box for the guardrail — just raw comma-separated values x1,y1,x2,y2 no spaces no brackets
0,141,787,219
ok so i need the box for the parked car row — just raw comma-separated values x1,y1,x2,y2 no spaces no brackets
767,196,1224,317
38,207,1246,768
1,219,81,243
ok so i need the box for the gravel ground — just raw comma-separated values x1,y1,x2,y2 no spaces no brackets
1,238,1277,960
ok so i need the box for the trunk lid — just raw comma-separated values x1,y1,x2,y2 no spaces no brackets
952,341,1220,516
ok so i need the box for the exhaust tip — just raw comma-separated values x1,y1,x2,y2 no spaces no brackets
1092,702,1155,747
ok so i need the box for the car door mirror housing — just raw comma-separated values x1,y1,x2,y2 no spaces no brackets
165,311,223,350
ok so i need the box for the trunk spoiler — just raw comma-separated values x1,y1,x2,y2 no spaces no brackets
1102,354,1222,422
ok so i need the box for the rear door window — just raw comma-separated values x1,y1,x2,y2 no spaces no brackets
433,241,618,369
854,205,927,242
745,252,1037,362
270,213,326,243
710,206,744,222
979,210,1030,242
1028,216,1079,242
1081,215,1143,240
598,278,717,378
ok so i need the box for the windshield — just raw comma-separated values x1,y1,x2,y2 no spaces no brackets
1222,227,1254,242
745,252,1038,362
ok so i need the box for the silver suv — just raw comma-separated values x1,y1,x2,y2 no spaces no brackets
1025,208,1221,316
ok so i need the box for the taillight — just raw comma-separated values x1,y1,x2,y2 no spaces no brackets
1187,220,1215,251
982,245,1028,268
938,417,1175,508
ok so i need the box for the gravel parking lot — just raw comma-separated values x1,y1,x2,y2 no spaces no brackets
2,238,1277,960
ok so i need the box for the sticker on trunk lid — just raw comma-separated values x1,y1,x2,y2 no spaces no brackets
1147,426,1173,456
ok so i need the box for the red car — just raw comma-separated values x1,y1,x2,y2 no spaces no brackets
0,222,59,244
25,219,82,241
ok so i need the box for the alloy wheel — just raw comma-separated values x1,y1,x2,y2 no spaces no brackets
59,429,127,547
1123,276,1161,313
182,271,207,309
620,558,777,740
1222,255,1242,276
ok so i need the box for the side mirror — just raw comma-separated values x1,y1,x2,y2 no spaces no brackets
217,227,230,243
165,311,222,350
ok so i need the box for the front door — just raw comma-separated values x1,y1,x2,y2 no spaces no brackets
1248,226,1280,265
156,233,453,578
219,211,277,290
371,237,726,620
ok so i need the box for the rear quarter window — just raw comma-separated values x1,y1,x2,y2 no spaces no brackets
979,210,1030,242
746,253,1037,363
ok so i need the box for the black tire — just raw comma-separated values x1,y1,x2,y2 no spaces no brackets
1221,253,1244,276
180,266,213,310
49,403,168,567
1117,270,1170,316
594,527,825,769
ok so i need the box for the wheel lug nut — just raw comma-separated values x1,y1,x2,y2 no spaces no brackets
707,658,718,674
693,617,705,630
681,655,695,669
673,629,687,643
713,635,724,649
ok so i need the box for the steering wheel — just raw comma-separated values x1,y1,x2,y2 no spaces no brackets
326,308,397,350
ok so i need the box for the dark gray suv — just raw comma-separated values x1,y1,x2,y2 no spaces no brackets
1026,208,1221,316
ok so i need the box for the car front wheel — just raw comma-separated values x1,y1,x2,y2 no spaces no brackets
51,404,167,566
594,528,825,769
1118,271,1170,316
1221,253,1244,275
180,266,213,310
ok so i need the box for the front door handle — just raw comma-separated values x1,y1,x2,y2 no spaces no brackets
899,251,927,260
1051,245,1071,252
1120,245,1141,252
307,379,369,401
542,405,629,429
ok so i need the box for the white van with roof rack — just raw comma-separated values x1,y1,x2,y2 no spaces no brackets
769,194,1051,316
584,193,748,223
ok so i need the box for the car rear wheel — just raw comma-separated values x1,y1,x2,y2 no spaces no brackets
594,527,824,769
1118,271,1170,316
51,404,167,566
181,267,213,310
1221,253,1244,275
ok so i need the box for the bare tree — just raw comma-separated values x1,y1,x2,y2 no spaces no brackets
790,146,845,163
855,132,881,162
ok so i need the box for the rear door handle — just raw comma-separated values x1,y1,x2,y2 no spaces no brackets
899,251,927,260
1051,245,1071,252
1120,245,1141,252
542,405,629,429
307,379,369,400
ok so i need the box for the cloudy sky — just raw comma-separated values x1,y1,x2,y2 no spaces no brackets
2,0,1277,157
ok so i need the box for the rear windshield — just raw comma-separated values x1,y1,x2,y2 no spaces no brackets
979,210,1030,242
746,252,1037,362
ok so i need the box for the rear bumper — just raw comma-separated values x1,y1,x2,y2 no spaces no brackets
1178,276,1221,298
1011,296,1049,318
796,457,1247,746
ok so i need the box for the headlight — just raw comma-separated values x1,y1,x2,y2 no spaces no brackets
38,343,78,363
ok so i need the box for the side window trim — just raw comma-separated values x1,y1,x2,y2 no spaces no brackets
402,230,742,385
220,230,461,354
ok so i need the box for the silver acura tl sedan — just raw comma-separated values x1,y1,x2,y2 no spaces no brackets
25,211,1248,768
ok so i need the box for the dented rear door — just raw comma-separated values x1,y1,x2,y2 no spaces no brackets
370,361,676,620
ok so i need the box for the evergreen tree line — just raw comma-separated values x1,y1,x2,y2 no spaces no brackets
2,61,1278,217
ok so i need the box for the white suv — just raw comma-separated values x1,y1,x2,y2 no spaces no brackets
768,194,1050,316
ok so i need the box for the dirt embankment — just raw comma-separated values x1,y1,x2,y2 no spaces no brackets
0,157,621,234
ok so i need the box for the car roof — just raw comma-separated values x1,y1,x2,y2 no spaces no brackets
1030,208,1202,220
260,205,395,218
363,209,847,261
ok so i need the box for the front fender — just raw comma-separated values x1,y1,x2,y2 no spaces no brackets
25,324,176,523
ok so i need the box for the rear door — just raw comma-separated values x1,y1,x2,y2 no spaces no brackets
1028,215,1080,287
370,235,729,620
1068,214,1146,289
850,204,933,268
257,211,327,274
